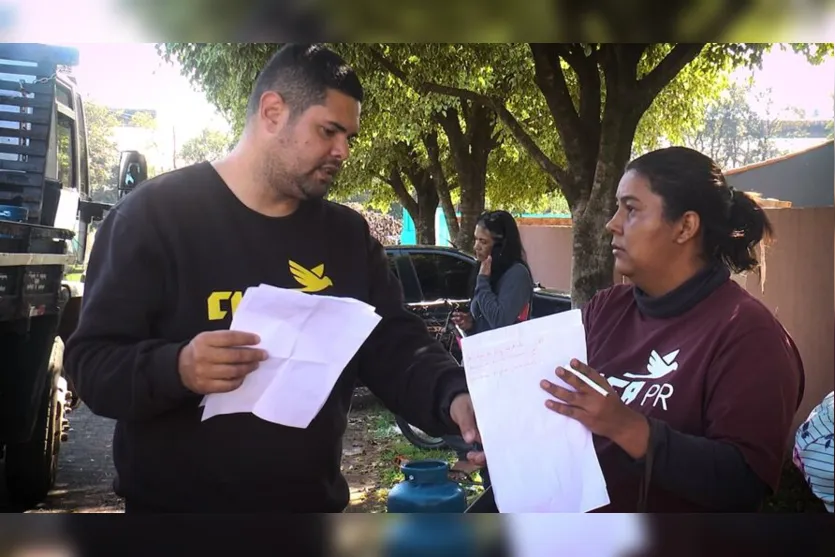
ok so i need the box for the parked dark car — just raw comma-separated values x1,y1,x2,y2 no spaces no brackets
384,244,572,321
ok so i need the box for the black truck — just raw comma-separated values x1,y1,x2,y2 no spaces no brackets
0,43,145,507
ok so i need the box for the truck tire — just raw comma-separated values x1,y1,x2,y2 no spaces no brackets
3,340,64,508
4,386,61,507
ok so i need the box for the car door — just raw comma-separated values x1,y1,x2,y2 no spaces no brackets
403,249,475,302
384,248,424,304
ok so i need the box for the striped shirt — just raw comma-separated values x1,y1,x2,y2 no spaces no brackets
793,391,834,513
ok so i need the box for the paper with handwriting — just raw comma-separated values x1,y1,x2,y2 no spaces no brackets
460,309,610,513
200,284,381,428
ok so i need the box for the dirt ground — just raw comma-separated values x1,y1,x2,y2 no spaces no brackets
341,393,478,513
341,407,402,512
4,394,474,514
4,395,823,514
13,404,123,513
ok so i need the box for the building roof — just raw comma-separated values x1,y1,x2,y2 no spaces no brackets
724,139,833,176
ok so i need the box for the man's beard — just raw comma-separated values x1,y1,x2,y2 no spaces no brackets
294,163,341,200
262,164,323,202
263,148,339,201
295,171,333,200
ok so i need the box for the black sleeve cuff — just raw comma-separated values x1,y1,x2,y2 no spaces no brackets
622,417,769,511
436,368,469,435
152,341,195,401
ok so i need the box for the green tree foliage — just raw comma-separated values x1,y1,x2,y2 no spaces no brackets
684,82,787,170
179,127,233,165
159,43,563,250
370,43,832,303
157,42,832,303
82,100,121,204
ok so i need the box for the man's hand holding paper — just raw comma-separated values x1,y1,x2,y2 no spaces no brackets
200,284,382,428
178,331,267,395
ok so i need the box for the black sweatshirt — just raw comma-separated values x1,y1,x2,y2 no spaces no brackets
64,162,468,512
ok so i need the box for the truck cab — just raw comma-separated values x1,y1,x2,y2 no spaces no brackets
0,43,146,508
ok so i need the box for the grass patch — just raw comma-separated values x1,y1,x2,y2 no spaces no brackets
351,403,824,514
367,409,456,489
363,408,485,506
64,265,84,282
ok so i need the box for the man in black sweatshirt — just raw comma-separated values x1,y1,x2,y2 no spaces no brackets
64,44,481,513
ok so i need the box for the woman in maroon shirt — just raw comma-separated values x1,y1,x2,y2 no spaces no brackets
535,147,805,512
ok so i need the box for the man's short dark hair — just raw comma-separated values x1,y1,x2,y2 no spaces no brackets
245,44,364,121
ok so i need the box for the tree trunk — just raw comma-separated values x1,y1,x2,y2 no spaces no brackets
437,102,497,255
415,183,439,244
456,183,484,254
386,163,437,245
569,88,643,305
437,181,459,247
569,191,617,305
403,155,440,246
424,131,460,246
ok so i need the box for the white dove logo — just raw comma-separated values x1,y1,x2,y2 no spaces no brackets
623,349,680,380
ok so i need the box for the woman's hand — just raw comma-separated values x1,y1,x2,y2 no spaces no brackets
540,358,651,459
479,255,492,277
451,311,474,332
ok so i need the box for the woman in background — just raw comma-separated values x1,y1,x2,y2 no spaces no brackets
449,210,534,482
452,210,534,336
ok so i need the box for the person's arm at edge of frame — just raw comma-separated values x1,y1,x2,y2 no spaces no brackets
63,206,198,422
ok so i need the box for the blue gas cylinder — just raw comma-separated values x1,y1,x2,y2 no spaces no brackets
382,514,477,557
0,205,27,238
387,459,467,513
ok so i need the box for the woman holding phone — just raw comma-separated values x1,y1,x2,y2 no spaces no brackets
452,210,535,336
449,210,534,482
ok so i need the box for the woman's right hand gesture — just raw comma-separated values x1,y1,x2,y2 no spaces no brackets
452,311,474,332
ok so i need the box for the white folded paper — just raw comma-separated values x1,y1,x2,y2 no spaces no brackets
460,309,610,513
200,284,382,428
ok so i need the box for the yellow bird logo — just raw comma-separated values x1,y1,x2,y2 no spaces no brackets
288,260,333,293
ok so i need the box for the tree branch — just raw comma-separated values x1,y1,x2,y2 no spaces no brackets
373,172,395,187
566,44,601,129
422,130,446,190
558,43,593,76
424,132,459,239
469,102,497,174
387,166,417,217
558,44,603,163
368,46,486,104
637,43,705,107
368,46,411,83
492,103,569,187
368,45,569,188
436,107,471,187
619,44,650,83
530,43,584,160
